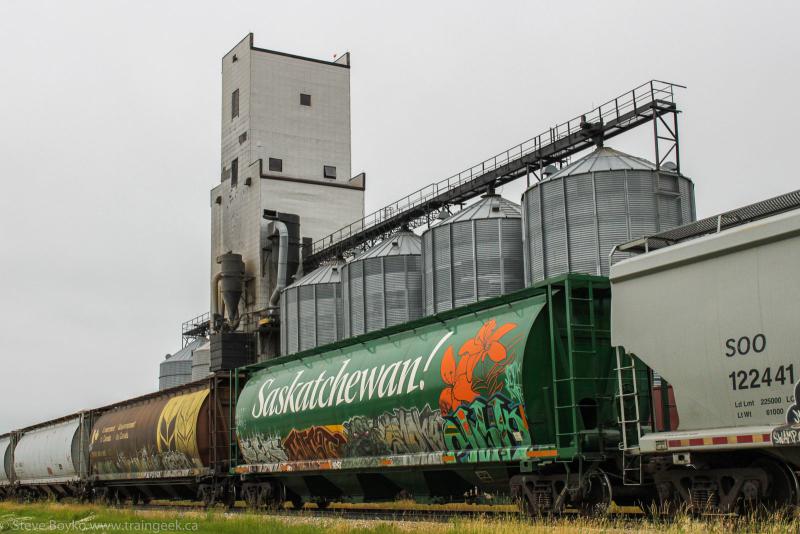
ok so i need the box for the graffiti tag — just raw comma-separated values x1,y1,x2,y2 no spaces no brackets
443,393,531,461
282,426,347,461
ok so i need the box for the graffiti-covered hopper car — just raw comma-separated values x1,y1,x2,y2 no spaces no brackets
87,373,235,506
235,275,636,511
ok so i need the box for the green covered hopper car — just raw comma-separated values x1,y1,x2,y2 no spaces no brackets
234,275,646,512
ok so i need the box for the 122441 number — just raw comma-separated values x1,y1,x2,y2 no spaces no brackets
729,365,795,390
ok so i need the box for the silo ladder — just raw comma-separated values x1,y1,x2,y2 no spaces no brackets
615,347,643,485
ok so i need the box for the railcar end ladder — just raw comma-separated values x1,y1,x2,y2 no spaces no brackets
615,347,644,485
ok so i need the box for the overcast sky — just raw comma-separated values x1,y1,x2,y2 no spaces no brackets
1,0,798,429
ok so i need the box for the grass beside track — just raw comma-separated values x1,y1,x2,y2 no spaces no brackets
2,502,800,533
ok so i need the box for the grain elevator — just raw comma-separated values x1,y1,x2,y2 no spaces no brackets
209,34,365,363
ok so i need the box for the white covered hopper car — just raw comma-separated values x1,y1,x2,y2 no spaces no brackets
611,190,800,512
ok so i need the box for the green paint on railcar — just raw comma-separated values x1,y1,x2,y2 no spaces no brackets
234,275,621,476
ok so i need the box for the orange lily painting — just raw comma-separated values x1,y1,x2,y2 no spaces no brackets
439,320,519,415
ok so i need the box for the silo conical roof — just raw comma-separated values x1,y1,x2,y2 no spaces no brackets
288,260,344,287
546,146,659,180
159,337,205,390
438,194,521,224
165,337,205,362
522,145,695,285
353,230,421,260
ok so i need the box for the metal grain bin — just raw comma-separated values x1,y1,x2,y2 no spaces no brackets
14,417,85,484
342,230,423,337
422,194,524,315
522,146,695,284
158,338,204,390
191,340,211,381
280,260,344,355
0,435,12,484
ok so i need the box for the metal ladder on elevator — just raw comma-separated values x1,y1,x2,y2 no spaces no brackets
615,347,644,485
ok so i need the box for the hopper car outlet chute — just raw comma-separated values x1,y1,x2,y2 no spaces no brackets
232,275,645,512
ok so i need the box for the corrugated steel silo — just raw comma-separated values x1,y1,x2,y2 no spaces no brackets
422,194,524,315
280,260,344,355
522,146,695,284
191,340,211,381
158,338,204,390
342,230,423,337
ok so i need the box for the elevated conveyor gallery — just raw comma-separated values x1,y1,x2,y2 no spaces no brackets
303,80,684,270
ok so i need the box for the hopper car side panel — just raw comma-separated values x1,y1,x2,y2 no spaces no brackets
611,206,800,512
87,373,234,505
234,275,628,510
612,209,800,441
11,414,92,499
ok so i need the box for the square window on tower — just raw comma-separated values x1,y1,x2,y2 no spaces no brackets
300,93,311,106
323,165,336,179
269,158,283,172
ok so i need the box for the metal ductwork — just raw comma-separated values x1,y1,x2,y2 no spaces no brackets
264,211,301,310
211,252,245,332
268,221,289,307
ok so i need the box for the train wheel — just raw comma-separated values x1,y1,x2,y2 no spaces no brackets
260,482,284,510
290,496,304,510
314,498,331,510
224,485,237,510
200,486,215,509
578,470,612,517
243,485,260,510
750,458,799,512
103,490,117,507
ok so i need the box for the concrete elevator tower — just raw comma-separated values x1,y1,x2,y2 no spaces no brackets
210,33,365,361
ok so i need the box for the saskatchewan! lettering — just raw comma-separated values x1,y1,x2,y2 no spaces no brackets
251,356,424,418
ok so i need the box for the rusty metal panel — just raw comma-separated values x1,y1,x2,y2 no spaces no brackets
14,418,81,484
89,388,210,479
